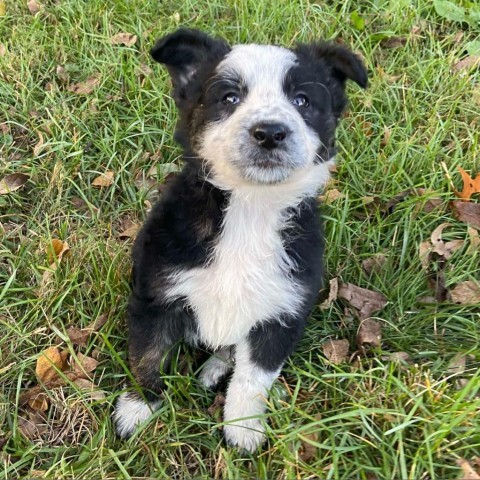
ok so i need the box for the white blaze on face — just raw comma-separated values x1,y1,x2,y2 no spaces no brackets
198,45,322,187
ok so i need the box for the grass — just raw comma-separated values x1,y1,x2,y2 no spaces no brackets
1,0,479,478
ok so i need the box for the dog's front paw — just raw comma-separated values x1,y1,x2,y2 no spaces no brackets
223,419,265,452
113,392,161,439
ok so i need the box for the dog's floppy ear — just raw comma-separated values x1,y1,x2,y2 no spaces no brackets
151,28,230,100
300,42,368,89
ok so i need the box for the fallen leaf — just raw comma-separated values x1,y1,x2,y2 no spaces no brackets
362,254,387,276
453,55,480,72
456,458,480,480
92,171,114,187
137,63,152,78
32,131,44,157
207,393,225,427
380,36,407,48
36,347,69,383
382,352,412,363
68,76,100,95
110,33,138,47
18,411,47,440
28,392,49,412
84,313,108,332
73,378,106,401
356,319,382,350
322,339,350,364
338,283,387,320
119,223,141,239
380,126,391,147
319,277,339,309
56,65,69,83
299,432,319,462
430,223,464,259
0,173,29,195
455,167,480,200
27,0,43,15
0,43,6,56
320,188,345,204
447,353,467,375
451,201,480,229
467,227,480,253
65,326,90,347
47,239,69,264
449,281,480,305
72,353,99,378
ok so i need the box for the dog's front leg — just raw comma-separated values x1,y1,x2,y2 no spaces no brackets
223,319,303,452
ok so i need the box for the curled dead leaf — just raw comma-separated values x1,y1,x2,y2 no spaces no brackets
319,277,339,309
320,188,344,204
453,56,480,72
430,223,464,259
299,432,319,462
451,201,480,229
110,32,138,47
27,0,43,15
207,393,226,427
56,65,69,83
0,173,29,195
356,319,382,350
322,339,350,364
68,76,100,95
92,171,114,187
449,281,480,305
380,36,407,49
119,223,141,239
84,313,108,332
65,326,90,347
72,353,99,379
362,254,387,276
35,347,69,383
28,392,49,412
47,239,69,264
33,131,44,157
338,283,387,320
456,458,480,480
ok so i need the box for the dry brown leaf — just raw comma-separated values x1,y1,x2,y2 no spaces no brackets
449,281,480,305
430,223,464,259
451,201,480,229
47,238,69,264
207,393,226,427
27,0,43,15
0,173,29,195
72,353,99,378
68,76,100,95
454,56,480,72
33,131,44,157
447,354,467,376
56,65,69,83
380,126,391,147
73,378,106,401
380,36,407,48
467,227,480,253
320,188,345,204
456,458,480,479
299,432,318,462
65,326,90,347
322,339,350,364
92,171,114,187
119,223,141,239
36,347,69,383
338,283,387,320
362,254,387,276
320,277,339,309
84,313,108,332
28,392,49,412
382,352,412,363
110,32,138,47
0,43,6,56
18,411,47,440
356,319,382,350
455,168,480,200
137,63,153,78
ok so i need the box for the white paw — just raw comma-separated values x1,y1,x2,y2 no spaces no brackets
113,392,161,438
223,419,266,452
199,351,232,389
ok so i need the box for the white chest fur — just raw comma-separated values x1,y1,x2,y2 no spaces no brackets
165,164,330,348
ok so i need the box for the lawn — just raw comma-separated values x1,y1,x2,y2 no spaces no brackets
1,0,480,478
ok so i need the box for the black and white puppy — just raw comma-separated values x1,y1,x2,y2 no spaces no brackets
114,28,367,452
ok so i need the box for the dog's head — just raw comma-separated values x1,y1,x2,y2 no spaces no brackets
151,29,367,187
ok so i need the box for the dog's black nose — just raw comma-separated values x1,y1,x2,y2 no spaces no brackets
250,123,289,149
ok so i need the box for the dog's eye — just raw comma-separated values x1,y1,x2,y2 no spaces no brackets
223,93,240,105
292,94,309,108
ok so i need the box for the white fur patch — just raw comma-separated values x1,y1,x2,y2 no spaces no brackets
114,393,161,438
199,347,233,388
165,163,330,349
223,342,281,452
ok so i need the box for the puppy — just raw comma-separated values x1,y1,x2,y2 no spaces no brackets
114,28,367,452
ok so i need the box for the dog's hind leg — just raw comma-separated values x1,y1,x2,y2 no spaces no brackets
199,346,234,389
114,297,189,438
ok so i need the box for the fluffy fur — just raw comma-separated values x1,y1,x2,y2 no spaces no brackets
114,28,367,452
